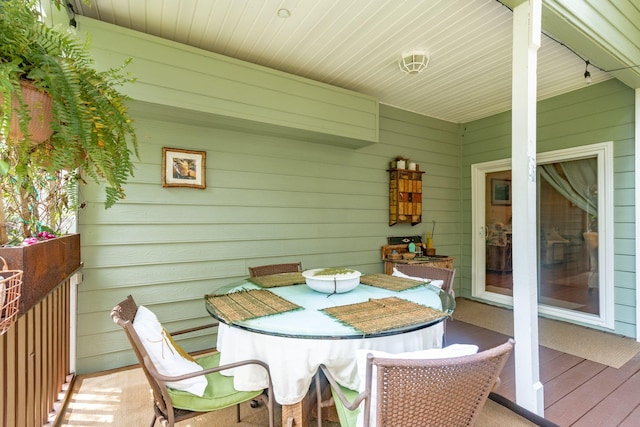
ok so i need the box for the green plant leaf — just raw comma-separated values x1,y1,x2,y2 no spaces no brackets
0,0,138,240
0,160,9,176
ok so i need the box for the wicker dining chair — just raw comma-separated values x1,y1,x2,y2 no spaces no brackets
316,339,514,427
111,295,274,427
248,262,303,277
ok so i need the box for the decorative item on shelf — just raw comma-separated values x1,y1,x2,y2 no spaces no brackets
403,242,417,259
387,236,423,245
0,256,23,335
302,268,361,294
414,245,423,257
392,156,417,170
425,221,436,255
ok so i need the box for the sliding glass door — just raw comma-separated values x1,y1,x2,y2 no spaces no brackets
538,157,599,315
471,143,614,328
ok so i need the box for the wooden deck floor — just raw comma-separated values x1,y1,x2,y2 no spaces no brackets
447,319,640,426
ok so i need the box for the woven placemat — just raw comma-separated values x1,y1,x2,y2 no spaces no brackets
205,289,301,323
359,274,427,291
247,272,305,288
322,296,447,334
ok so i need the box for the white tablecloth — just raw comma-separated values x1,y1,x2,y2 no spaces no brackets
214,283,446,404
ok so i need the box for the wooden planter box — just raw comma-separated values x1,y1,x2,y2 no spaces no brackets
0,234,81,316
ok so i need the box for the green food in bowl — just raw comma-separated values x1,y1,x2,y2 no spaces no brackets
313,268,356,276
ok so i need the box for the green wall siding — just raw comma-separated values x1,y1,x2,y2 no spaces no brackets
73,16,637,375
78,77,636,374
77,102,462,374
460,79,636,337
76,17,379,149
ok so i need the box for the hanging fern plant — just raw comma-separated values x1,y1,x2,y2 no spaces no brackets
0,0,138,245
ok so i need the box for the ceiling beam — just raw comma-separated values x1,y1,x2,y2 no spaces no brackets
500,0,528,8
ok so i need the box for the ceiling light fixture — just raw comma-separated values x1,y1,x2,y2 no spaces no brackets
398,50,430,74
584,60,592,84
277,8,291,18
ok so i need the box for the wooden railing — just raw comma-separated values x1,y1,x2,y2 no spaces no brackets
0,276,74,427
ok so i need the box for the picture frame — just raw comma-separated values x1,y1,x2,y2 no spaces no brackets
162,147,206,189
491,178,511,206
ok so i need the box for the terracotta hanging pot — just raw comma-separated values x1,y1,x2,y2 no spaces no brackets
3,80,54,144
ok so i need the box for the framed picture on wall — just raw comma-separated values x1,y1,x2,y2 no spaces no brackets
162,147,206,189
491,178,511,206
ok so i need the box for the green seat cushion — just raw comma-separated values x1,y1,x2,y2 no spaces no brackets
168,353,263,412
331,383,360,427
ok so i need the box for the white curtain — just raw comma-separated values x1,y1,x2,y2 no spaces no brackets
539,157,597,218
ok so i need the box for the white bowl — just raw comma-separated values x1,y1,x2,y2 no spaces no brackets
302,268,361,294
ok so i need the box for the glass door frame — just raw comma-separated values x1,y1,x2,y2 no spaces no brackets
471,142,614,329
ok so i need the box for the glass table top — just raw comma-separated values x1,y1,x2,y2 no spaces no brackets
206,278,455,339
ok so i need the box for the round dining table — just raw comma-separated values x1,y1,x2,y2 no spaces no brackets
205,276,454,427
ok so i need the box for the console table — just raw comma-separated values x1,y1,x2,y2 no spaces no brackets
382,243,453,275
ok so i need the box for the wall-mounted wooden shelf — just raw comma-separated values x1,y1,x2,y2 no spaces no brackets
388,168,424,226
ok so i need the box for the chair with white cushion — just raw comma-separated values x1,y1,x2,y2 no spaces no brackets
392,264,456,296
111,295,274,427
315,339,514,427
393,264,456,345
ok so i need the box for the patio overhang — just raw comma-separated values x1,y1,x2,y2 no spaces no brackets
501,0,640,90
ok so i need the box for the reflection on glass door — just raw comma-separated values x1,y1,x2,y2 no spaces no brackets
538,157,599,315
484,171,513,296
483,159,599,316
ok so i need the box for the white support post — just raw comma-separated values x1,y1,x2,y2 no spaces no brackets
511,0,544,415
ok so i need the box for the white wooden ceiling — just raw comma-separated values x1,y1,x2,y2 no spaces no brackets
68,0,613,123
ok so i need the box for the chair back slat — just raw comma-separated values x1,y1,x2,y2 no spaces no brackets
248,262,302,277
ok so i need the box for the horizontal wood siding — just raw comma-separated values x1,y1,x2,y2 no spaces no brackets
76,103,462,374
461,79,636,337
76,17,378,148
